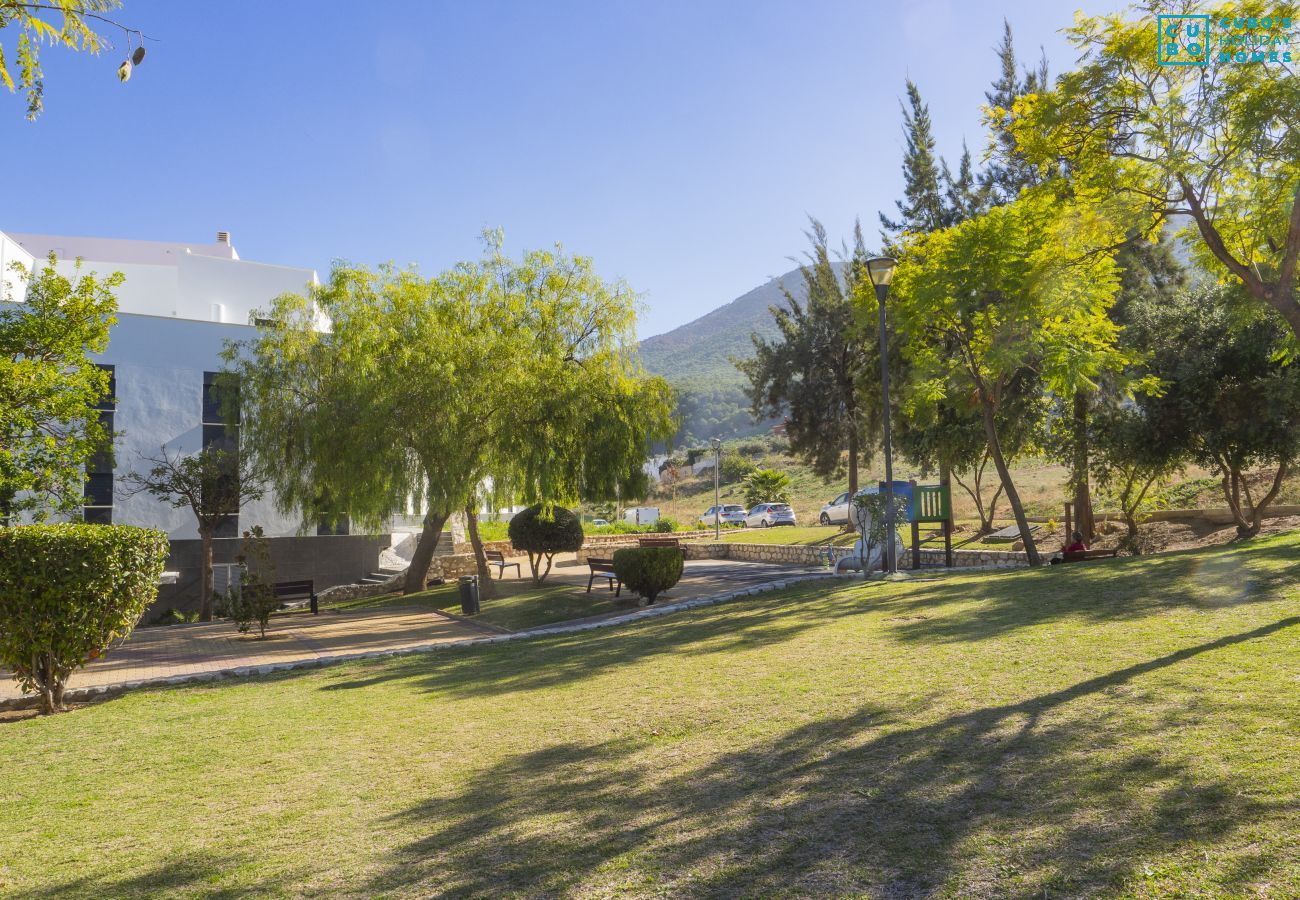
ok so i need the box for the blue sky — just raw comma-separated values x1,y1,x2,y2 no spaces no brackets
2,0,1124,337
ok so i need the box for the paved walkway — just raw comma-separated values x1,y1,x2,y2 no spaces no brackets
1,560,833,706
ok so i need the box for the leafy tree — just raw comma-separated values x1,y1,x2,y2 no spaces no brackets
0,523,168,713
1126,286,1300,538
227,237,672,596
718,451,756,484
0,256,117,519
890,188,1132,566
119,445,265,621
507,504,584,584
980,19,1047,205
215,526,277,638
1089,405,1184,550
1,1,149,119
1012,1,1300,339
880,80,950,238
852,491,910,575
740,220,877,496
742,468,792,508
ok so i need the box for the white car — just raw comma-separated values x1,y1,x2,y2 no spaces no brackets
744,503,797,528
819,492,851,526
591,518,609,526
699,504,746,526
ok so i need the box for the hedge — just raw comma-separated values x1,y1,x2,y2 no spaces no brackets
0,524,169,713
612,547,684,604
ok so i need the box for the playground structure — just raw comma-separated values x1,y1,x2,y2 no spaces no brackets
833,479,955,573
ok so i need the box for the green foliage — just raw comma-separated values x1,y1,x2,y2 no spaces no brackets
507,504,584,584
1125,285,1300,536
215,527,278,638
743,468,793,507
739,220,878,494
0,255,118,518
1012,0,1300,339
880,80,950,237
0,1,126,119
611,547,683,604
0,523,167,713
226,232,672,595
649,517,679,533
1089,405,1185,548
718,452,757,484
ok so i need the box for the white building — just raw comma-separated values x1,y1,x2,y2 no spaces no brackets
1,229,387,609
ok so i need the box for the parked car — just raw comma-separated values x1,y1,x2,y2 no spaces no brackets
698,504,746,526
590,518,609,527
819,492,851,526
744,503,797,528
622,506,660,526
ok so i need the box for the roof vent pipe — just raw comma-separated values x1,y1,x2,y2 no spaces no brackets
216,231,230,244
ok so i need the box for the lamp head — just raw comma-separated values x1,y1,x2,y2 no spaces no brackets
865,256,897,288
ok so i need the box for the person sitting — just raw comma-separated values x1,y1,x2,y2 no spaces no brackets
1051,531,1088,564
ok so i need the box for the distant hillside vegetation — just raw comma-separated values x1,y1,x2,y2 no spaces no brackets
639,264,844,446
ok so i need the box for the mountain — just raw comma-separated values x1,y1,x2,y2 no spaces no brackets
639,265,840,446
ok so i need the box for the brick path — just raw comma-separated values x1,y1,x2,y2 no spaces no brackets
0,606,489,703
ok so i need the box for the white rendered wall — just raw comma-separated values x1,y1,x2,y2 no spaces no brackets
0,232,34,301
99,313,303,540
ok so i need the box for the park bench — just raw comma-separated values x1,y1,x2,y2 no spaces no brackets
485,549,521,579
638,536,683,551
274,579,319,615
1058,548,1120,564
586,557,621,596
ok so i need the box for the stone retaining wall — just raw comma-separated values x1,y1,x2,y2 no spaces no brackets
681,541,1029,569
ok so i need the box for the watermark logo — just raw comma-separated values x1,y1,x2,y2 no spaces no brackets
1157,13,1295,66
1158,14,1210,65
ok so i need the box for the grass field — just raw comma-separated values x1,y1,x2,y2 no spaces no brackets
325,578,627,632
3,534,1299,897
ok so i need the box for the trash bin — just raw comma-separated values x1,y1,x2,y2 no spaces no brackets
457,575,480,615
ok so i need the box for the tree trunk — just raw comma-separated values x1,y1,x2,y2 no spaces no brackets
403,506,451,595
978,387,1041,566
199,528,215,622
847,426,859,499
464,502,496,601
1072,391,1096,543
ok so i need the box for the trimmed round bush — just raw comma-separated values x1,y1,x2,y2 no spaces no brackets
0,524,169,713
612,547,684,605
508,504,584,584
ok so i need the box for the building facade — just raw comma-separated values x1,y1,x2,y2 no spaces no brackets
1,229,386,610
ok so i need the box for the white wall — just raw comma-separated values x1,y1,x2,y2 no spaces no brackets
99,314,303,539
0,232,34,301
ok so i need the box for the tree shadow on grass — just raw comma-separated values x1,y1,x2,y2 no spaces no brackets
882,535,1300,645
15,852,268,899
363,616,1300,897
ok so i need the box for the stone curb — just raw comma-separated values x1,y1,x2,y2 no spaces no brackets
0,571,846,711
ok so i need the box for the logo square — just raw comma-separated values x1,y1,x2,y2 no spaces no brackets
1158,14,1211,66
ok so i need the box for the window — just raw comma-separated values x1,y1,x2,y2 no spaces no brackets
83,364,116,523
203,372,241,536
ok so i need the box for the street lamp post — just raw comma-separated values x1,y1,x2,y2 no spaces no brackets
711,437,722,541
866,256,898,575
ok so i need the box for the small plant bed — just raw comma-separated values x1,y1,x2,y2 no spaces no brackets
322,579,631,632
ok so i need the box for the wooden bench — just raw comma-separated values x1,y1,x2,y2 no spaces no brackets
587,557,621,596
1056,548,1120,564
274,579,318,615
638,536,681,550
485,549,521,579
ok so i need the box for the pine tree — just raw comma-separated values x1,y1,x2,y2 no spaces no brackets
980,20,1043,206
879,81,948,239
942,141,984,226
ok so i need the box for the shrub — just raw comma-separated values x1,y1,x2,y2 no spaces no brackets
215,527,278,638
0,524,168,713
508,504,584,584
650,517,680,533
719,452,757,484
743,468,793,508
612,547,683,604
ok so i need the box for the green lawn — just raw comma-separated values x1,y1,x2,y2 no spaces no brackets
716,521,1034,551
3,534,1299,896
325,577,629,632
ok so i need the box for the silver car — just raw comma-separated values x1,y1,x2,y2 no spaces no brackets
744,503,797,528
699,504,746,526
819,492,850,526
